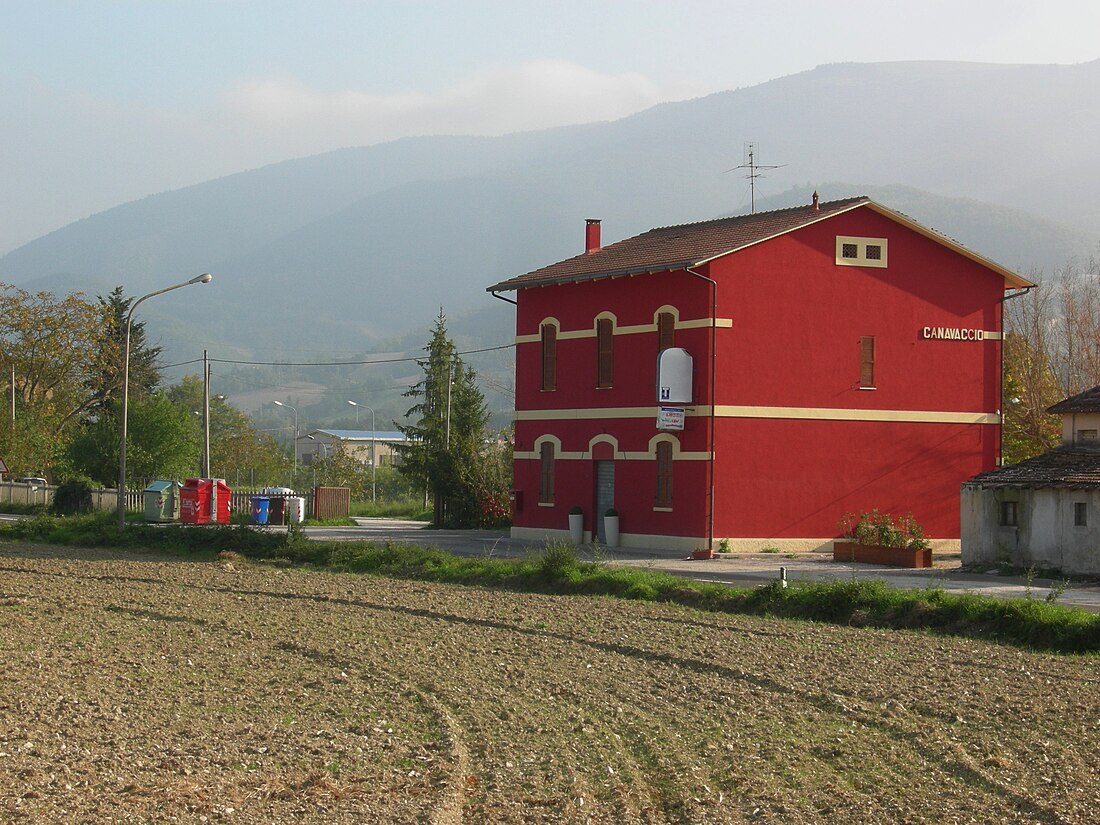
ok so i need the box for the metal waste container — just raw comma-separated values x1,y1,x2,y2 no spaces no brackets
143,480,181,523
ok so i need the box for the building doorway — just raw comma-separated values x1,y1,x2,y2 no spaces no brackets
595,460,615,543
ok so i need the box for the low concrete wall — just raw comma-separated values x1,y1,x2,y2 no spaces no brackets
0,481,54,507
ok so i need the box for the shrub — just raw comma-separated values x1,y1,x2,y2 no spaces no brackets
838,509,929,550
51,479,94,516
538,542,579,579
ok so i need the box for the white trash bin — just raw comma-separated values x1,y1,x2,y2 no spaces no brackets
286,496,305,524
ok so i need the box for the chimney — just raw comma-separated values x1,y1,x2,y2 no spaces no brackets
585,218,601,254
811,191,820,211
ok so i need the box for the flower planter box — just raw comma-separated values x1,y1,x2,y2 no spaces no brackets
833,541,932,569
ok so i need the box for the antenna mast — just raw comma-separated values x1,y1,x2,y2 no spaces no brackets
729,142,785,213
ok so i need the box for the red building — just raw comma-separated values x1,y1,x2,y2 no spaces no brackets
487,196,1033,552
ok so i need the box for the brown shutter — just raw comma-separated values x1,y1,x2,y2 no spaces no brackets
657,312,675,352
539,441,555,504
655,441,673,508
541,323,557,392
596,318,613,388
859,336,875,388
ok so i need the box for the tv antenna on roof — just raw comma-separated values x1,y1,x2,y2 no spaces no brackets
726,142,785,214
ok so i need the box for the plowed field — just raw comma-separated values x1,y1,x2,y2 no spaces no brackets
1,543,1098,824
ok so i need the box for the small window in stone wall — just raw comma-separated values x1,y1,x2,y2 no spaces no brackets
1074,502,1088,527
999,500,1018,527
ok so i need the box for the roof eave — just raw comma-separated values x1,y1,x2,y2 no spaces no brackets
487,260,699,293
861,201,1036,290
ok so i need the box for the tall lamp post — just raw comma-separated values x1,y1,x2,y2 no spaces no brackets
348,400,376,503
117,272,212,529
273,400,299,481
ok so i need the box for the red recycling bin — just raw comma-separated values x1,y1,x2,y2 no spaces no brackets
180,478,232,524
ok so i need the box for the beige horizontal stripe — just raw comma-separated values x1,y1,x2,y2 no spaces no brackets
514,449,709,461
516,405,1000,425
712,405,1000,425
516,406,663,420
679,318,733,329
516,316,733,343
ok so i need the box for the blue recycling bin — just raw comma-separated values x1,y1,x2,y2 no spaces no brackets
250,495,270,525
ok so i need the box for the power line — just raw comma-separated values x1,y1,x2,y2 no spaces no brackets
206,342,514,368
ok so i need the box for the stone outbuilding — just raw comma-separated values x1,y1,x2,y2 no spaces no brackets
961,386,1100,575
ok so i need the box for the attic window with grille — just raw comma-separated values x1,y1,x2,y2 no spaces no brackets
836,236,888,268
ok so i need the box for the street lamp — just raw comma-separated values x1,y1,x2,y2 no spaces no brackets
306,433,330,458
348,400,376,503
117,273,212,529
273,400,298,480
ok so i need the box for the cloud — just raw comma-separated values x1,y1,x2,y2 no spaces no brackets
0,61,702,252
224,59,703,143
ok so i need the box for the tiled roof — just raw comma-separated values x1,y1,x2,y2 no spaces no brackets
487,197,869,292
964,447,1100,489
486,195,1035,292
1047,386,1100,414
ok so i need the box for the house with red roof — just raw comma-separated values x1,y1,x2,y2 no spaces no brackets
488,194,1033,552
962,386,1100,575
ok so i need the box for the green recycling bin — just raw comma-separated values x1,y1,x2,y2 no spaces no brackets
144,480,182,523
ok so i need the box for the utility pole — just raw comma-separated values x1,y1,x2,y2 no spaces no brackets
201,350,211,478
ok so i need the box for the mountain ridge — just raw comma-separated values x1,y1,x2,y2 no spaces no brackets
2,59,1098,366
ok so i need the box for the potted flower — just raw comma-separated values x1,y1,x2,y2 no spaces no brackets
603,507,620,547
568,506,584,544
835,510,932,568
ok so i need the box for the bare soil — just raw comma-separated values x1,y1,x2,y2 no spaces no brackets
1,543,1098,824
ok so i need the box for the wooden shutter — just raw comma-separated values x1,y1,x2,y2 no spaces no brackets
541,323,557,392
657,312,675,352
596,318,613,388
655,441,673,508
859,336,875,388
539,442,555,504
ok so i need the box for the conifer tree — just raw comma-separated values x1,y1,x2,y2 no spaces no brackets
395,309,490,526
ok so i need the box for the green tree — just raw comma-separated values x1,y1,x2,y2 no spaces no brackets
84,286,163,419
0,284,100,477
309,442,369,493
166,375,287,487
395,310,491,527
68,394,200,486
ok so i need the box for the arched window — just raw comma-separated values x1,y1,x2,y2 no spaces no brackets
655,441,673,508
539,441,555,504
596,317,613,388
657,311,675,352
541,323,557,391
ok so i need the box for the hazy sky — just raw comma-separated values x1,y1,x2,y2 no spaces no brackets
2,0,1098,254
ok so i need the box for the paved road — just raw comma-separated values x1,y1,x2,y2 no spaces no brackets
293,518,1100,613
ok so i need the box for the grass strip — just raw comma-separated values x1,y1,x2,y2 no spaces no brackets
3,512,1098,655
